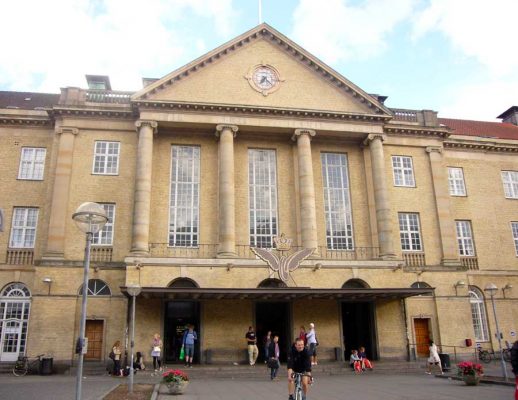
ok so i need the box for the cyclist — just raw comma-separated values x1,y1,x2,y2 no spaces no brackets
287,337,312,400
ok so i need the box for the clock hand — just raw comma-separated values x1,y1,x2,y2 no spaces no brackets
260,76,267,84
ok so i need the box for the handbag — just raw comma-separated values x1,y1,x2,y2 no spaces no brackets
267,358,280,369
153,346,161,352
179,345,185,361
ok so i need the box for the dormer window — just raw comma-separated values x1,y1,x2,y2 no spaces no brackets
85,75,111,90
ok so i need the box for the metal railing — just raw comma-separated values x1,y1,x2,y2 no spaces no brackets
460,256,479,270
6,249,34,265
149,243,379,261
403,252,426,267
85,90,132,104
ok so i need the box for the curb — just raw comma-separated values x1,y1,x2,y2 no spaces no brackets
150,383,160,400
436,374,514,387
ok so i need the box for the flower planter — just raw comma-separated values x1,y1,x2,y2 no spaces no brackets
463,375,481,386
159,380,189,395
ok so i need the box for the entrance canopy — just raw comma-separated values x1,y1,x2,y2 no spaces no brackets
121,286,433,301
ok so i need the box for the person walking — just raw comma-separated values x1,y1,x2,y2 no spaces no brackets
511,340,518,400
151,333,163,373
426,340,443,375
245,326,259,366
263,330,272,363
182,324,198,368
287,338,312,400
111,340,123,377
268,335,280,380
306,322,318,366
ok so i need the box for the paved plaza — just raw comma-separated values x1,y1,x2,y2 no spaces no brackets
0,371,514,400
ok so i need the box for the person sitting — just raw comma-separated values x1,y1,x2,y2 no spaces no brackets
358,346,373,371
134,351,146,371
349,349,362,373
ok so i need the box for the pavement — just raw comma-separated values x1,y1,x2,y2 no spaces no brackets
0,364,514,400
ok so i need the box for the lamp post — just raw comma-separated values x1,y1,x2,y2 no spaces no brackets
72,202,108,400
484,283,509,381
126,284,142,393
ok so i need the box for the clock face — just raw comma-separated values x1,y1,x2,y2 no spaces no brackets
253,67,278,90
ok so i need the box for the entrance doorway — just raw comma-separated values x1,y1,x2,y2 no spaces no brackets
341,302,377,361
255,302,290,363
164,301,200,363
85,320,104,360
414,318,430,357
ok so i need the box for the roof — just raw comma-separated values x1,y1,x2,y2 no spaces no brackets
497,106,518,120
439,118,518,140
0,91,59,110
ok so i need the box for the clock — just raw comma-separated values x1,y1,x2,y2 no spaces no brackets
245,64,283,96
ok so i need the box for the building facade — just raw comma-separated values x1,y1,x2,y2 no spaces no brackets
0,24,517,366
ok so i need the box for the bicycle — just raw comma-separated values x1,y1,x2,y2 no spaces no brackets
291,372,313,400
13,354,45,376
477,346,512,363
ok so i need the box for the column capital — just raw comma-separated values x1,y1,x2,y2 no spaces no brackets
135,120,158,133
363,133,386,146
215,124,239,138
292,129,316,141
425,146,443,154
56,127,79,135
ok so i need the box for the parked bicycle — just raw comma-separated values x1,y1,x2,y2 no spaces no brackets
12,354,45,376
291,372,313,400
477,346,511,363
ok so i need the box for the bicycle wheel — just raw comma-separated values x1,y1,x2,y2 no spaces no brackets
294,386,303,400
503,349,511,362
479,350,491,363
13,361,28,377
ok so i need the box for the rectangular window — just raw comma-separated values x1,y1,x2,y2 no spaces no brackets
9,208,39,248
321,152,354,250
392,156,415,187
511,222,518,256
92,141,120,175
169,146,200,247
501,171,518,199
448,167,466,196
398,213,422,251
249,149,278,248
92,204,115,245
18,147,46,180
456,220,475,256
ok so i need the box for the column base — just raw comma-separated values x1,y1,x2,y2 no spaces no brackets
130,249,150,257
379,253,397,260
441,258,462,267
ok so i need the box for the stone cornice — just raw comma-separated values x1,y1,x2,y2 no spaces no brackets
48,106,134,119
444,139,518,153
133,100,389,123
132,24,391,116
384,125,451,139
0,115,52,127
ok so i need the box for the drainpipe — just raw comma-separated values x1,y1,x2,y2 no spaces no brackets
400,298,411,361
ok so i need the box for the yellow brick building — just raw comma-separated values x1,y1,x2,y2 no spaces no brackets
0,24,517,368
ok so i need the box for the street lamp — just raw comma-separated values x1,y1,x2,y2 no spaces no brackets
484,283,509,381
127,284,142,394
72,202,108,400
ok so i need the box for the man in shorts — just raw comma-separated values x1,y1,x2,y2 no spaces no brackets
287,338,312,400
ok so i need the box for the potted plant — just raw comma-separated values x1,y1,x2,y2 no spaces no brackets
456,361,484,386
159,369,190,395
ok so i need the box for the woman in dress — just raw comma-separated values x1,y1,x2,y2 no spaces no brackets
151,333,163,373
426,340,443,375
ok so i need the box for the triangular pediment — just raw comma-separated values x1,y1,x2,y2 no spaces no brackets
133,24,390,117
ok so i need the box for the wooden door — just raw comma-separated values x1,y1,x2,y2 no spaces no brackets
85,320,103,360
414,318,430,357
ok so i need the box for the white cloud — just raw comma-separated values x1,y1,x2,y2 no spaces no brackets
0,0,238,92
291,0,415,64
412,0,518,76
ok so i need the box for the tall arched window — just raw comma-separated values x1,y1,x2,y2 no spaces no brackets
168,278,199,288
469,286,489,342
79,279,111,296
258,278,287,288
342,279,369,289
0,282,31,361
411,281,433,296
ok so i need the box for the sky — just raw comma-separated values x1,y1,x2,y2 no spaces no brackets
1,0,517,121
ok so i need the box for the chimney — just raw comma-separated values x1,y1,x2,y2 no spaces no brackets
497,106,518,126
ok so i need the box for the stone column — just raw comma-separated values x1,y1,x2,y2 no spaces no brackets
44,127,78,259
426,146,460,266
292,129,318,251
130,120,157,255
216,124,238,257
364,134,395,259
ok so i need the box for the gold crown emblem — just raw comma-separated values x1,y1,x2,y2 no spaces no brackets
273,234,292,251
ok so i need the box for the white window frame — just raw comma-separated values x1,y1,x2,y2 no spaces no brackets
91,204,115,245
392,156,416,187
18,147,46,180
79,279,111,296
501,171,518,199
511,222,518,256
0,283,31,361
469,287,489,342
92,141,120,175
456,220,475,256
9,208,39,249
168,146,200,247
249,149,278,248
321,152,354,250
448,167,466,196
398,213,422,251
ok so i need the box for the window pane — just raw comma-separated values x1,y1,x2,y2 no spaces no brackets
399,213,422,251
9,208,38,248
392,156,415,187
93,141,120,174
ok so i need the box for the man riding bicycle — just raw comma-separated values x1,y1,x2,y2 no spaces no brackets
287,337,312,400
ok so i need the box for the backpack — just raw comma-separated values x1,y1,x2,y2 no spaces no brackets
109,351,115,360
